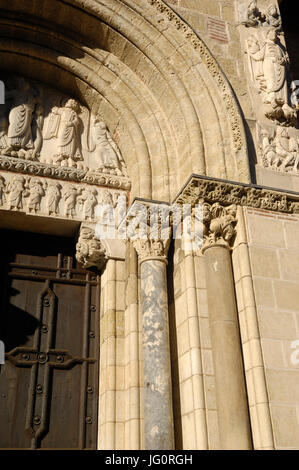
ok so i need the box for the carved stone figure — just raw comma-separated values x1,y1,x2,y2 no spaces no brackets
242,0,265,27
266,5,282,31
76,226,107,269
6,175,27,210
46,182,62,215
46,99,83,168
0,175,6,205
259,126,299,173
246,29,296,124
260,128,279,168
0,113,8,151
31,104,44,159
5,80,36,158
63,185,81,217
78,188,98,220
91,119,127,176
27,179,45,213
242,1,281,31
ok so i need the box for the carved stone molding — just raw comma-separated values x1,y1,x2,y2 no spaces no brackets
174,175,299,215
147,0,245,153
75,225,107,270
0,155,131,191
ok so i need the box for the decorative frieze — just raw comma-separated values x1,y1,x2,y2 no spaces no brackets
0,155,131,190
0,170,125,221
174,176,299,215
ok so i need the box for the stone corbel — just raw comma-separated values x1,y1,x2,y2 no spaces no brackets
76,223,108,270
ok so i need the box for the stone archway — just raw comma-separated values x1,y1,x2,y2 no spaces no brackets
0,0,250,204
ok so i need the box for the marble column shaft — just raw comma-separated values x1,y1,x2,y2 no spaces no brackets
204,245,252,450
140,259,174,450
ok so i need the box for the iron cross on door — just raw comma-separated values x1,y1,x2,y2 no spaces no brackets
5,279,97,449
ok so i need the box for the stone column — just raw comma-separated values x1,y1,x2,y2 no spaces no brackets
133,237,174,450
202,203,252,450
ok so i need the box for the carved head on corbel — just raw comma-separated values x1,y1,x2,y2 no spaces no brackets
76,225,107,271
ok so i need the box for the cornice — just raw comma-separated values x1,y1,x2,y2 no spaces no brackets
174,175,299,214
0,155,131,191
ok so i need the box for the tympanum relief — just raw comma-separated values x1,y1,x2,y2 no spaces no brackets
0,75,128,178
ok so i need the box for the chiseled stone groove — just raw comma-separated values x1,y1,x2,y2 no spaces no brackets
175,175,299,214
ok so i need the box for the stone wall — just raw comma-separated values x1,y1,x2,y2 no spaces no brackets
239,207,299,449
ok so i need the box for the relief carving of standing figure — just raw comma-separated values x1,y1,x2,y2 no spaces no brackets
92,118,127,176
78,188,98,220
63,185,81,217
49,99,83,168
6,175,27,210
46,182,62,215
27,179,45,213
246,28,296,123
5,80,36,158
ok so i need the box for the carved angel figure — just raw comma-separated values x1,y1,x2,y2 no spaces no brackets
27,179,45,213
45,99,83,168
6,175,27,210
91,119,127,176
46,182,62,215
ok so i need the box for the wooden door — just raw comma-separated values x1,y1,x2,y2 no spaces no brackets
0,230,100,449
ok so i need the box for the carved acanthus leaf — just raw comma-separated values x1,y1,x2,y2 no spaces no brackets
201,203,237,252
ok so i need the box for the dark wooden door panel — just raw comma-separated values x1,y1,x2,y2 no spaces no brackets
0,230,100,449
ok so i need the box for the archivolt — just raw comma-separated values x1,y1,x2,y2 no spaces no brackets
0,0,250,201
